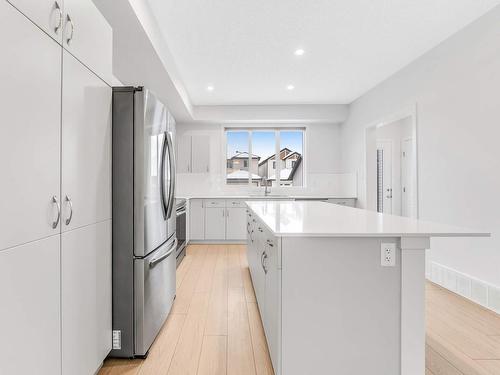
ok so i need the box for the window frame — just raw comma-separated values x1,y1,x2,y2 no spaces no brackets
223,126,306,188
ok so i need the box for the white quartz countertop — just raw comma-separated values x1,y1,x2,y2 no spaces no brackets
178,195,357,200
245,201,490,238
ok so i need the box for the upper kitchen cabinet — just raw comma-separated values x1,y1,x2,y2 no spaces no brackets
0,1,62,251
61,50,112,232
177,134,210,173
63,0,112,84
7,0,65,44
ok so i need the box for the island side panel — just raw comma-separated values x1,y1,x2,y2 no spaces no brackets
281,236,402,375
400,237,428,375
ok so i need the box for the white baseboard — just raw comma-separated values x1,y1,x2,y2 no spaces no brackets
426,261,500,314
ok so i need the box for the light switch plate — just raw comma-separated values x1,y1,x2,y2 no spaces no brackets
381,243,396,267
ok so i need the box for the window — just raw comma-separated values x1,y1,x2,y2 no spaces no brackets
280,131,304,186
226,131,251,185
225,128,305,186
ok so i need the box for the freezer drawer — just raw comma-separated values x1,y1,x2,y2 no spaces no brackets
134,236,176,356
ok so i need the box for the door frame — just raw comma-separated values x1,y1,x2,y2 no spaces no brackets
363,104,419,218
401,137,414,218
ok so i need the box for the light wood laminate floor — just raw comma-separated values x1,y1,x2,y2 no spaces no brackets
99,244,273,375
426,282,500,375
100,244,500,375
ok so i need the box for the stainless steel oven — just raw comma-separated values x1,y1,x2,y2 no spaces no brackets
175,199,187,266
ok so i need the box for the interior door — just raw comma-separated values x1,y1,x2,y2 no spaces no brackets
376,140,393,214
401,138,413,218
136,90,169,256
0,1,62,251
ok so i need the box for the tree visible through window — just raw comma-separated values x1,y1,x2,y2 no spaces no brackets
225,128,304,186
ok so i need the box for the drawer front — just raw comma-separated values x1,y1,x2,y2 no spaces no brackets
203,199,225,208
226,199,246,208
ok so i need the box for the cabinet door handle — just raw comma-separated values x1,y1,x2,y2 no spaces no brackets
262,252,268,274
65,14,74,45
53,1,63,34
52,196,61,229
64,195,73,225
226,208,229,217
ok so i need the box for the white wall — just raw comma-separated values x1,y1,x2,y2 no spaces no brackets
340,6,500,286
176,122,356,197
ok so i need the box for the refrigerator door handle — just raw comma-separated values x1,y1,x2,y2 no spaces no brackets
149,239,177,268
159,133,168,220
165,132,176,220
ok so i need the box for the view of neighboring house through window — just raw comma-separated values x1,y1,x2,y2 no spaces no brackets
225,128,305,187
226,131,255,185
279,131,304,186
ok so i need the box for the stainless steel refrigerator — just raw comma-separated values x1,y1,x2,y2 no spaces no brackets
111,87,176,358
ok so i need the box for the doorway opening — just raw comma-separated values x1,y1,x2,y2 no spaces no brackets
365,110,418,218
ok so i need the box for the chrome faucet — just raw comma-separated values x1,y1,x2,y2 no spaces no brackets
261,176,270,196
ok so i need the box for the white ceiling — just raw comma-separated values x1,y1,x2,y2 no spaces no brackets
146,0,499,106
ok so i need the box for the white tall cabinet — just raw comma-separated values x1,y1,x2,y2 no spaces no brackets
61,50,112,231
0,0,61,251
7,0,65,44
0,1,113,374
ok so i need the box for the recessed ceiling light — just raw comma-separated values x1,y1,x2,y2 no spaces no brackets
287,84,295,90
294,49,305,56
206,85,214,91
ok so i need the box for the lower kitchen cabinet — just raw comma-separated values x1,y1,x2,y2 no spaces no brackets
0,235,61,375
226,206,247,240
247,216,282,374
189,199,205,240
189,198,356,244
263,237,281,372
205,207,226,240
62,220,112,375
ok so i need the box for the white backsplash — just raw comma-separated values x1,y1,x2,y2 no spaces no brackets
176,172,357,197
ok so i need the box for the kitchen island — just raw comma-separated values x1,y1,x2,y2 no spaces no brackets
245,201,488,375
